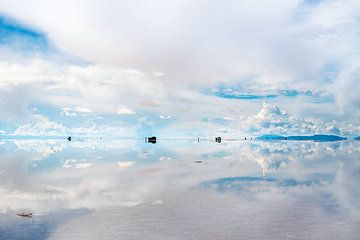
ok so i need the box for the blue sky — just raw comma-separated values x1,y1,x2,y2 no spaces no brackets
0,16,49,53
0,0,359,138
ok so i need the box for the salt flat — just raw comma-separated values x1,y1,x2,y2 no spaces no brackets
0,140,359,239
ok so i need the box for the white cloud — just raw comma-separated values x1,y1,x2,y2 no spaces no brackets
332,60,360,113
61,106,93,117
12,114,137,137
61,159,92,169
0,0,359,136
117,161,135,169
152,71,165,77
75,107,93,113
241,103,309,135
61,108,77,117
0,59,166,121
117,108,136,115
0,0,303,85
240,103,360,136
14,115,69,136
13,139,66,161
159,115,171,119
76,163,92,168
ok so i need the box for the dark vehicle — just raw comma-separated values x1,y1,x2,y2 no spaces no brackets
146,136,157,144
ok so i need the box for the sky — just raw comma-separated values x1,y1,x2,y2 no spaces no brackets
0,0,359,138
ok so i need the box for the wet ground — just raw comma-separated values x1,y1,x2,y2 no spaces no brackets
0,139,359,239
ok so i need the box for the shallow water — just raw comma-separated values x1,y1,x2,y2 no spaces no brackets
0,139,359,239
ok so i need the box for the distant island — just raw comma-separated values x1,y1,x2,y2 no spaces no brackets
354,136,360,140
257,134,347,142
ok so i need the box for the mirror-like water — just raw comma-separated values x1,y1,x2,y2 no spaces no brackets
0,139,359,239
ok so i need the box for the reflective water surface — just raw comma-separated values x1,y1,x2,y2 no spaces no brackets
0,139,359,239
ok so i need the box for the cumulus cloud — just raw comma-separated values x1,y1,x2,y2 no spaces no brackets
240,103,360,136
0,0,359,136
12,114,136,137
0,59,166,118
14,115,68,136
332,60,360,112
241,103,316,135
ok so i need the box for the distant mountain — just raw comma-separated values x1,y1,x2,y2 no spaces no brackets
256,134,286,140
257,134,347,142
354,136,360,140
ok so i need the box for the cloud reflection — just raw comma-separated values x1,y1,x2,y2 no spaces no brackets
0,140,359,239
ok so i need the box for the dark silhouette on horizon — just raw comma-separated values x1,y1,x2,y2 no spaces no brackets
146,136,157,144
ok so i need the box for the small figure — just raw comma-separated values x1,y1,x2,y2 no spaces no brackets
67,136,72,141
215,137,221,143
